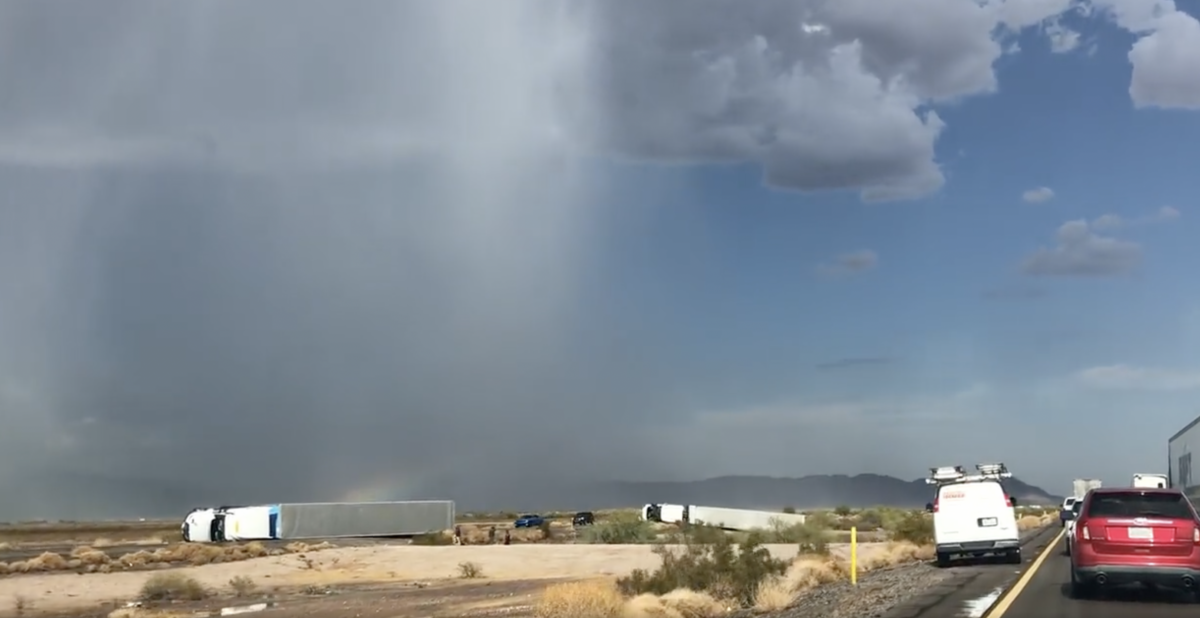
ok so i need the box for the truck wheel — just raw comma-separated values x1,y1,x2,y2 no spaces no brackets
935,552,951,568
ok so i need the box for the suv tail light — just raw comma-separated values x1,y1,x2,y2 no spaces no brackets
1194,527,1199,543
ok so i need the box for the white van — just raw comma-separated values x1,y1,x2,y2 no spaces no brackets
928,479,1021,567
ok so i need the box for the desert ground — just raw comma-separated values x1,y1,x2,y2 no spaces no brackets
0,508,1057,618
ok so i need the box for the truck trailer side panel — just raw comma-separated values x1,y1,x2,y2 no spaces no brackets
277,501,455,539
1169,416,1200,502
687,506,807,531
1071,479,1101,499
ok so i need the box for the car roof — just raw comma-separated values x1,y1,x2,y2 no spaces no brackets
1088,486,1182,494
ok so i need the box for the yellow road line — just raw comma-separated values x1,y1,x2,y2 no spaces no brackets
988,528,1066,618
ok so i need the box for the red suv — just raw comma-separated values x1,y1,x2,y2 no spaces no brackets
1070,487,1200,599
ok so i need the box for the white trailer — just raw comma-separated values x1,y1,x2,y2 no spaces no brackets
641,503,806,531
688,506,807,531
184,500,455,543
1072,479,1102,499
1170,415,1200,502
1132,473,1168,489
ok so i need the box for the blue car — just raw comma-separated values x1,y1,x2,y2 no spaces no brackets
513,514,544,528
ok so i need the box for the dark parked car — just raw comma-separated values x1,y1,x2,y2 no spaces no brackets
572,511,595,527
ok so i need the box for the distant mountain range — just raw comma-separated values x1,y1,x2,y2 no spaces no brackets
476,473,1063,513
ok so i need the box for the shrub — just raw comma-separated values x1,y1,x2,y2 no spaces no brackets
766,521,830,555
457,561,483,579
888,511,934,545
538,520,553,540
228,575,256,597
578,519,657,544
833,505,852,517
781,506,797,514
855,508,885,530
140,572,208,601
617,531,788,608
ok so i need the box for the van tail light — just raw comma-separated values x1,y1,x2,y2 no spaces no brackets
1004,495,1012,507
932,499,939,513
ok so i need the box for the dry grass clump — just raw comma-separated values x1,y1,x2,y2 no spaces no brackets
534,580,626,618
535,581,728,618
751,540,934,611
1017,514,1055,530
0,540,333,577
229,575,257,597
139,572,208,602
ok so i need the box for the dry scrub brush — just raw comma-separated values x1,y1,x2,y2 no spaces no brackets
139,572,208,602
0,540,335,577
617,531,789,608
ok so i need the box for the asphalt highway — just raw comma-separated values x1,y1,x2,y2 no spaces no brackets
886,527,1200,618
991,529,1199,618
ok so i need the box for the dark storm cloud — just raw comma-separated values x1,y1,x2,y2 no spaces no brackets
0,0,1103,518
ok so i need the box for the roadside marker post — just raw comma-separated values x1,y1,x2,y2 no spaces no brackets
850,526,857,586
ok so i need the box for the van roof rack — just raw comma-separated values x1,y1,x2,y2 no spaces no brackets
926,462,1012,485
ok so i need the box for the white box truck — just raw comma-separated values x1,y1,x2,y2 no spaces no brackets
1132,473,1168,488
1072,478,1102,499
1170,415,1200,502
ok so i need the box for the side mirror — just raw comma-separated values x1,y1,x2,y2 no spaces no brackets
925,502,934,512
1009,496,1018,507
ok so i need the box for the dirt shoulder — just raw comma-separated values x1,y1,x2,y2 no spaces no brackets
0,542,894,614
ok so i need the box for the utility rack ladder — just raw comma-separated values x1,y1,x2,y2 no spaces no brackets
925,462,1013,485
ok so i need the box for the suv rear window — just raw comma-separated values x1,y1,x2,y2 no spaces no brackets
1085,492,1194,519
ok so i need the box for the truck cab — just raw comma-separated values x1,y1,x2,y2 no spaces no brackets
182,508,218,543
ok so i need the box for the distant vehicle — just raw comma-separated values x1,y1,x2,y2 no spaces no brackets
513,514,544,528
572,511,595,527
1069,486,1200,599
640,503,807,530
1064,500,1083,556
1073,479,1102,500
1132,473,1168,489
1060,497,1078,527
925,463,1021,567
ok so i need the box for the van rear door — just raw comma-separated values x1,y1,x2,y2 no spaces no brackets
935,481,1016,545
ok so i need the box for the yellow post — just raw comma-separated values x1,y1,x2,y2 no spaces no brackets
850,526,857,586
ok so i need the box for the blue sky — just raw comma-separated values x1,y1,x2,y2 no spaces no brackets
1,0,1200,517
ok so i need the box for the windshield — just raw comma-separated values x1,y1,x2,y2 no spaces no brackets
1085,492,1194,519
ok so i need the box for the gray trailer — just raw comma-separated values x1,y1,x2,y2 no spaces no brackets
276,500,455,539
1170,416,1200,502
